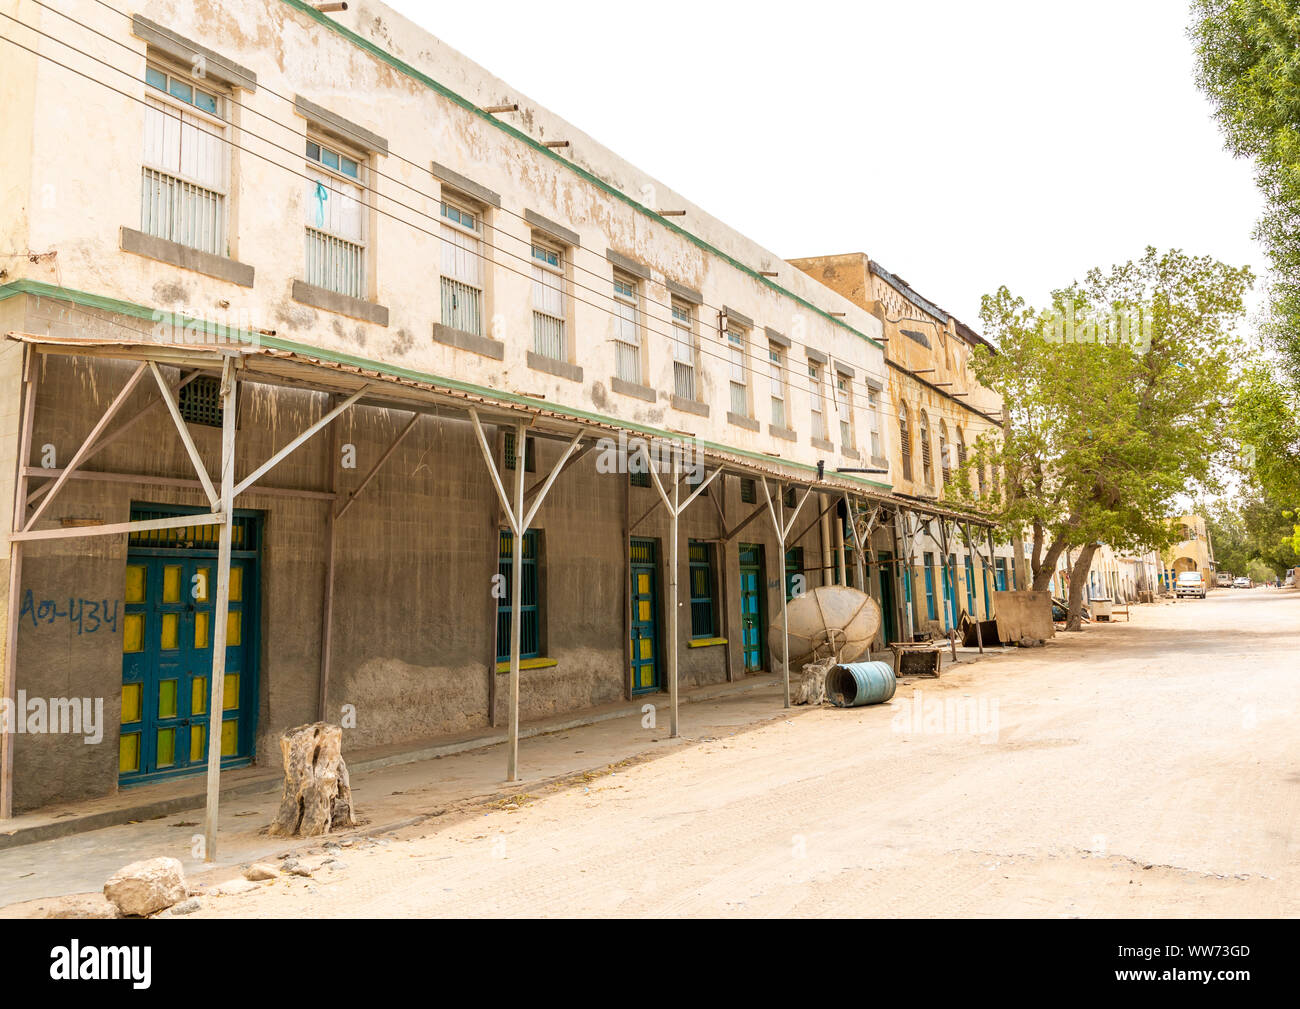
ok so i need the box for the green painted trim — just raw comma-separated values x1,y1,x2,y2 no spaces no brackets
0,279,893,491
495,657,558,673
687,636,728,648
275,0,882,352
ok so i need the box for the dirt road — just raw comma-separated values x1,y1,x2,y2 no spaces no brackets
180,590,1300,917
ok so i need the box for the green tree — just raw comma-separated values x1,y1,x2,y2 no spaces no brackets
962,248,1251,628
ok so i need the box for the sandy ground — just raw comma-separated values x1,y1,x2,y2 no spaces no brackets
9,588,1299,917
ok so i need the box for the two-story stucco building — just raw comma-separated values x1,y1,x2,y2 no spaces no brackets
2,0,1005,827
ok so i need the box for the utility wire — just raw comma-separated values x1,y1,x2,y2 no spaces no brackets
0,14,1008,441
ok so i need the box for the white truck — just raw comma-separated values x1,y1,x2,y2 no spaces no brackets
1176,571,1207,599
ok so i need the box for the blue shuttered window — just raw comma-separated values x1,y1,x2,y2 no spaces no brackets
689,541,717,638
496,529,540,662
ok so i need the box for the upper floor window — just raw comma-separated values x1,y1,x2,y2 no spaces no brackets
809,362,826,440
836,371,853,448
867,386,882,459
939,420,951,486
899,404,914,481
141,62,228,256
919,410,933,485
613,272,641,384
671,299,697,400
304,137,366,299
439,198,484,336
728,329,749,417
768,345,786,428
531,240,566,360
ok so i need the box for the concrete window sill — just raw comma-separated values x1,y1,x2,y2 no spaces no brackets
726,412,759,432
432,323,504,360
670,395,709,418
495,657,558,673
526,351,583,383
292,279,389,326
610,376,656,403
120,227,254,288
687,637,728,648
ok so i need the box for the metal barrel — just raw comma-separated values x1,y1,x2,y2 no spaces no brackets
825,661,897,708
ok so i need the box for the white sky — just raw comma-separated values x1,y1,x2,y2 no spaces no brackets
385,0,1266,333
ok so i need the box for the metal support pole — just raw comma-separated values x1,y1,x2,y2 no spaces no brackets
203,357,237,861
778,486,790,708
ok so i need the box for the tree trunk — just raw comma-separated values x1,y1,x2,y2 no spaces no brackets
1031,537,1070,592
268,722,356,837
1064,544,1099,631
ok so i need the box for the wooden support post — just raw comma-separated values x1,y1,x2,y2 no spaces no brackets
317,396,341,723
506,421,525,781
1,348,38,819
761,479,810,708
203,357,237,861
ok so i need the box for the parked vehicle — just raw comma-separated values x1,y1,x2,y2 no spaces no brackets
1233,576,1252,589
1176,571,1207,599
1216,572,1234,588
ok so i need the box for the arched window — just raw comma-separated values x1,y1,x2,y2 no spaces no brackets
956,427,967,467
919,410,933,485
939,420,950,487
898,405,913,481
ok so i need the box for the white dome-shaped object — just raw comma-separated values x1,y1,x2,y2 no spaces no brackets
770,585,881,667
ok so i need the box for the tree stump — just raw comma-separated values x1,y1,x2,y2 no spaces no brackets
268,722,356,837
793,658,834,705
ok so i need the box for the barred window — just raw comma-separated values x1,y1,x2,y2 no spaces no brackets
304,137,366,299
440,198,484,336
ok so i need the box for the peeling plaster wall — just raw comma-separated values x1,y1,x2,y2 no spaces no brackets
15,0,889,486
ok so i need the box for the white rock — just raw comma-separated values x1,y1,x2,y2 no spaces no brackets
243,862,279,881
103,857,187,917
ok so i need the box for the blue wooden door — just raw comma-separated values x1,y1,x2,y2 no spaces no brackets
739,543,765,672
120,550,256,783
629,538,660,693
878,551,898,644
942,555,957,630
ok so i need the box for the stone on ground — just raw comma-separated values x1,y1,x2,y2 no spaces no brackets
103,856,187,917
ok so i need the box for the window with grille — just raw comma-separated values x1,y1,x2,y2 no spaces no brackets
630,469,651,488
728,330,748,417
440,199,483,335
939,421,950,485
785,546,804,601
531,241,565,360
671,299,696,400
740,478,756,504
868,387,882,458
688,541,717,638
496,529,540,661
809,363,826,439
503,430,536,472
783,486,797,509
141,64,228,256
768,346,785,428
613,273,641,384
178,376,223,427
899,406,913,480
836,372,853,447
305,137,366,299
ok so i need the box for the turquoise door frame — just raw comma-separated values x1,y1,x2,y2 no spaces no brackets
878,550,898,644
923,553,937,621
120,505,260,785
738,543,766,673
942,555,956,630
629,538,660,694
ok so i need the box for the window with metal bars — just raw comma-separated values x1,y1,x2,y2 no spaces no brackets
740,478,756,504
728,329,748,417
630,469,651,488
503,431,536,472
496,529,540,661
178,376,223,427
768,345,785,428
128,506,257,552
785,546,804,601
939,421,950,486
613,273,641,384
304,136,366,299
688,541,717,638
440,199,484,335
531,240,565,360
141,63,228,257
836,372,853,447
868,386,882,458
809,362,826,440
671,300,696,400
